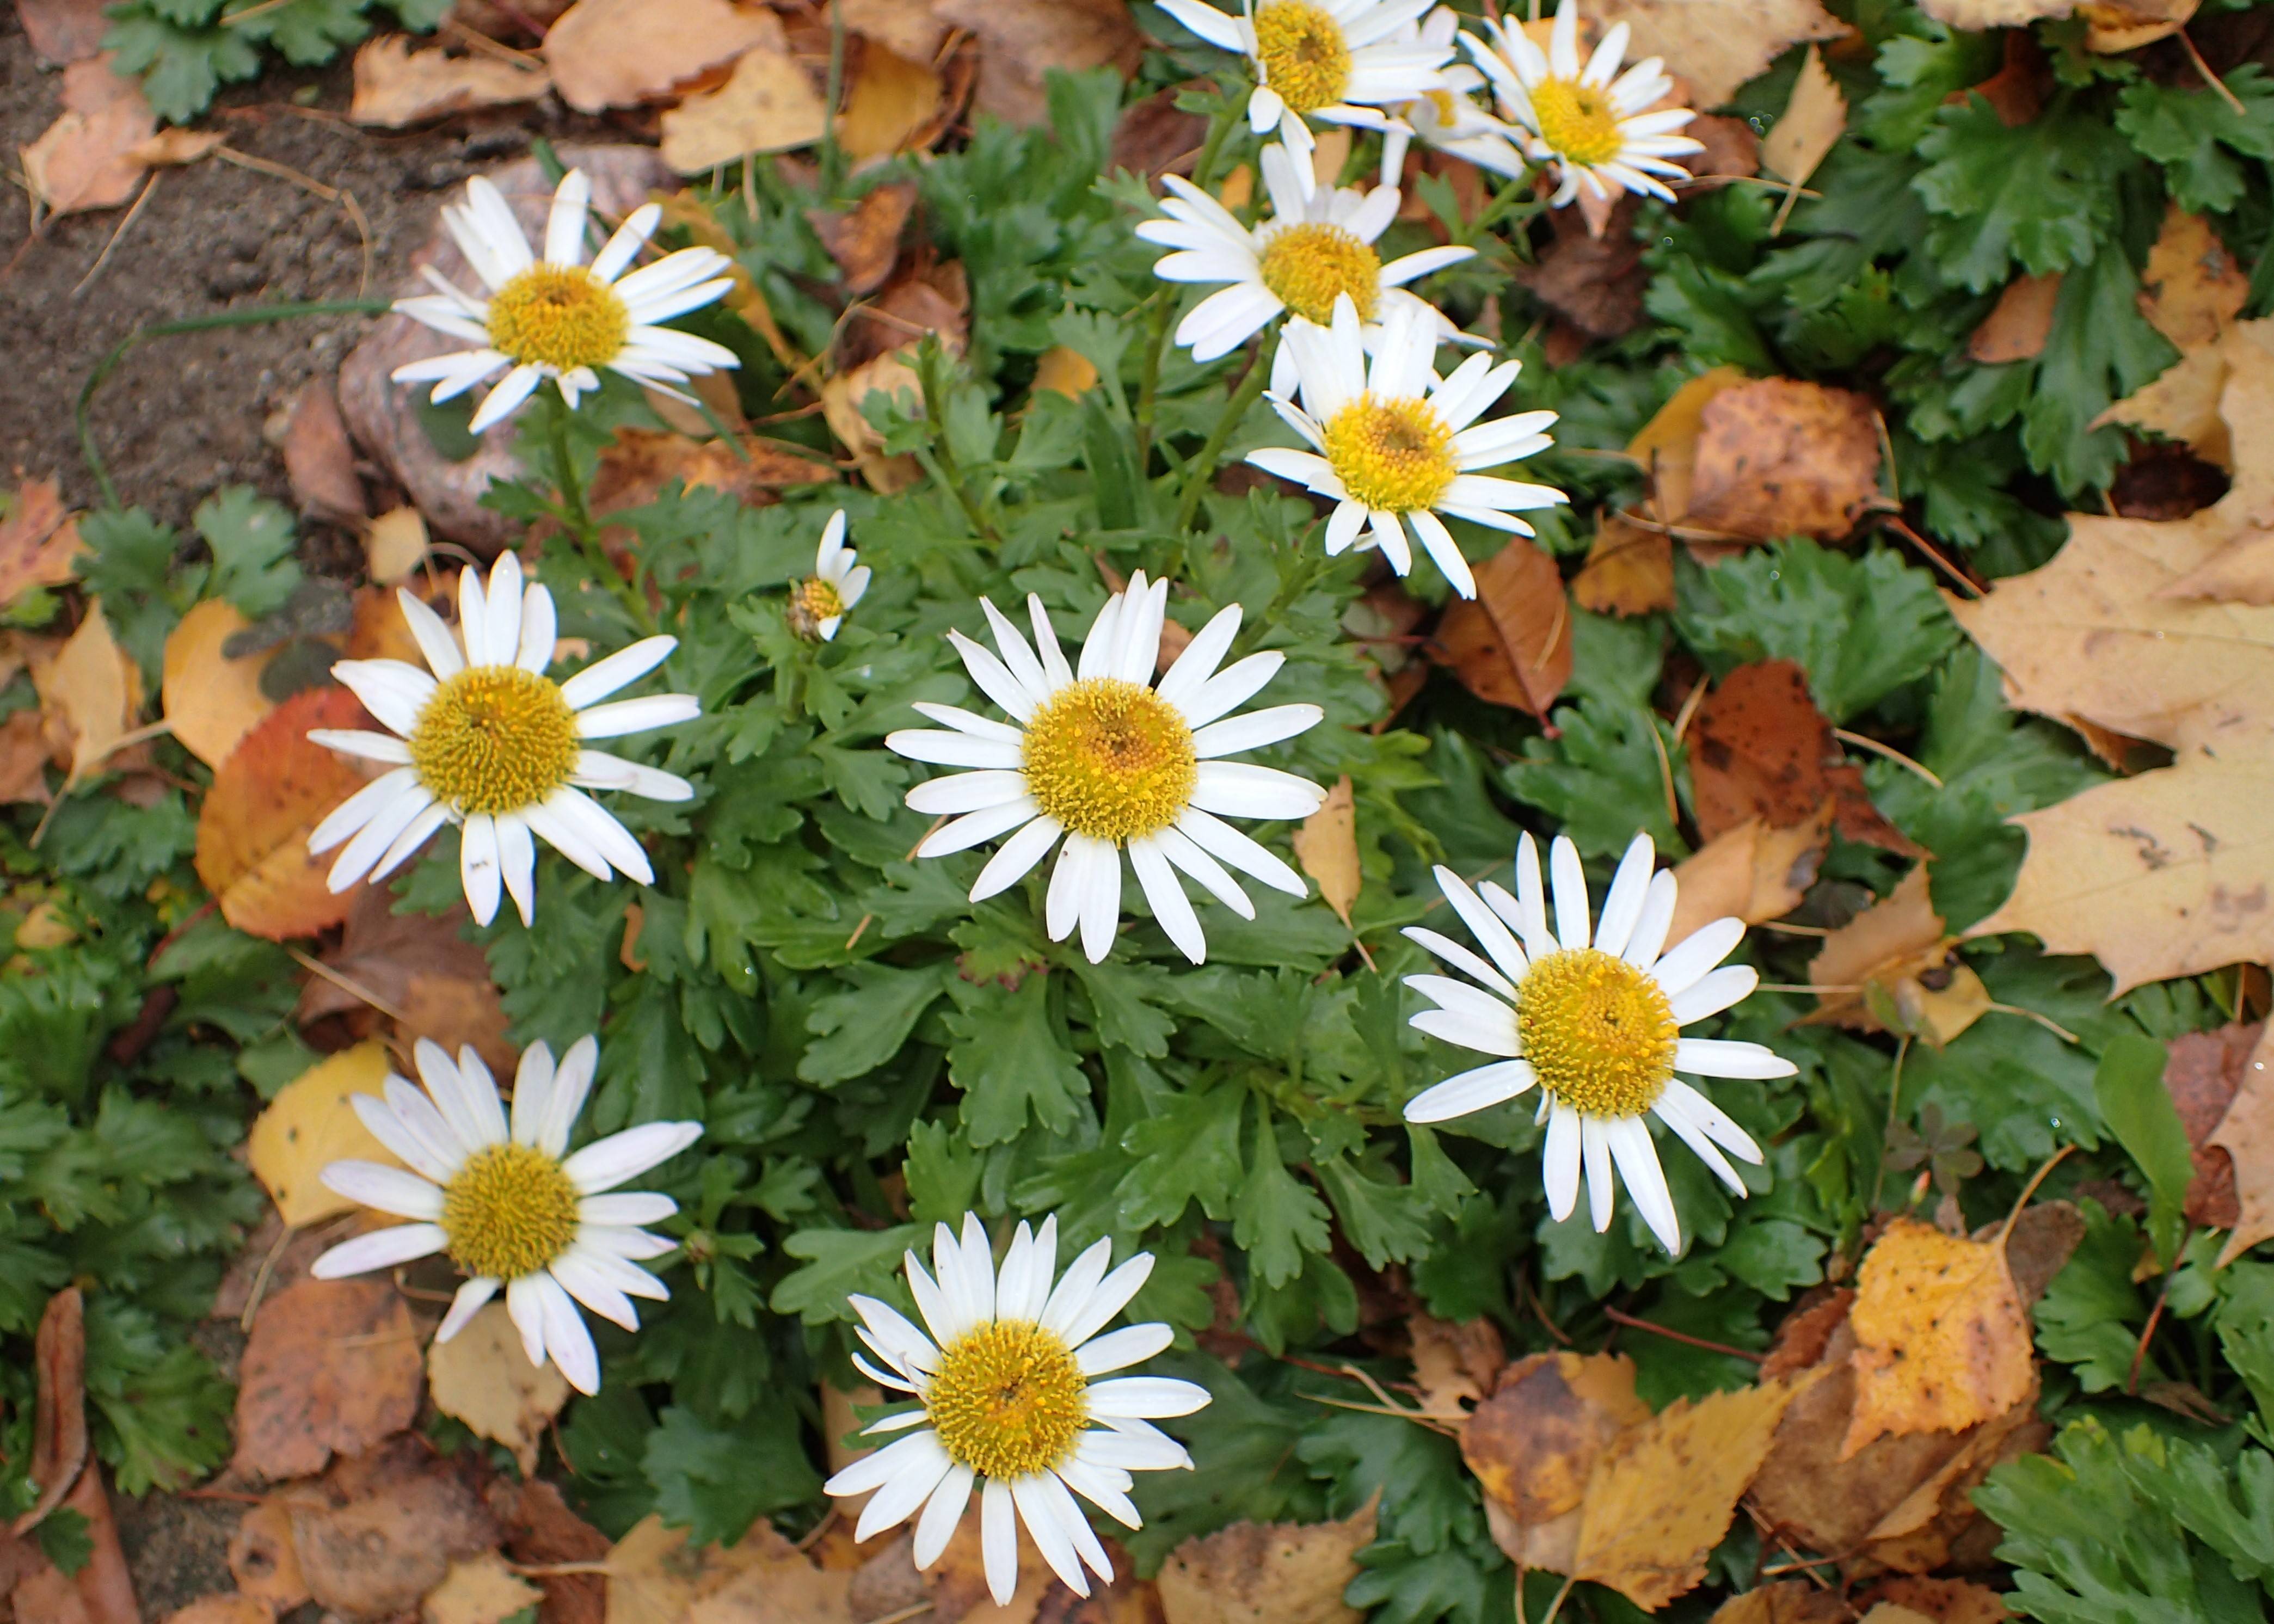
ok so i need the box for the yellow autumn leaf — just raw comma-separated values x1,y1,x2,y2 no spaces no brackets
161,597,277,770
427,1300,571,1477
1293,776,1360,929
245,1042,402,1227
1842,1218,2036,1459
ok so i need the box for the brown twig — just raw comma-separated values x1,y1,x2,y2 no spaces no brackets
1601,1305,1763,1363
1833,727,1943,788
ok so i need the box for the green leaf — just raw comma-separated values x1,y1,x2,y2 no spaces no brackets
1502,698,1685,860
103,9,261,126
2116,66,2274,215
2035,1200,2148,1393
1116,1085,1246,1230
1674,540,1959,722
904,1118,984,1226
643,1399,822,1547
945,976,1091,1146
2094,1032,2193,1264
1915,96,2134,291
2022,242,2180,495
193,488,301,619
1233,1110,1331,1289
220,0,370,63
770,1223,922,1325
800,963,947,1084
1297,1408,1479,1557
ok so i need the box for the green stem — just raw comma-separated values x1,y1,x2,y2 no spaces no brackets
546,398,654,632
919,345,999,542
819,0,848,197
1190,103,1237,194
1173,353,1269,533
1133,294,1173,470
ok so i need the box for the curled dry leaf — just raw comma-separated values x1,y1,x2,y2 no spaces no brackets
1292,776,1360,929
20,53,155,217
280,380,367,525
0,478,82,611
194,686,375,941
1842,1217,2036,1459
124,127,224,167
1807,867,1988,1045
1967,273,2062,365
660,44,829,175
1429,536,1573,718
1665,810,1829,944
161,599,278,771
426,1301,572,1477
1686,378,1884,543
2207,1024,2274,1265
1155,1500,1377,1624
544,0,782,113
420,1553,543,1624
2161,1021,2263,1229
15,1287,88,1539
2082,0,2200,51
1587,0,1843,109
290,1442,505,1619
1461,1351,1649,1573
844,0,952,62
2095,317,2272,473
808,181,920,296
1687,660,1920,855
31,600,142,785
232,1275,425,1483
246,1042,403,1228
350,34,550,128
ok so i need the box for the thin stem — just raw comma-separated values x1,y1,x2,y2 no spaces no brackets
918,345,999,542
1133,294,1173,469
820,0,849,195
546,397,653,631
1190,102,1237,194
1870,1035,1910,1214
1175,353,1269,532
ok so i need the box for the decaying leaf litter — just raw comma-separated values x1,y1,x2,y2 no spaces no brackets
5,0,2274,1620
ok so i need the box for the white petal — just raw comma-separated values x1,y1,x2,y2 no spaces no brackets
1668,964,1759,1025
1650,916,1744,996
575,694,700,739
857,1432,957,1541
560,635,679,709
914,1463,977,1568
919,799,1043,858
1189,761,1325,820
496,812,537,926
949,629,1043,722
563,1121,703,1192
1608,1116,1680,1254
1010,1474,1096,1597
1085,1376,1212,1419
1582,1116,1615,1232
469,364,544,433
1190,704,1323,759
533,1271,600,1395
505,1274,550,1370
438,1277,500,1341
399,589,466,679
550,1250,641,1331
1077,1322,1173,1375
319,1160,445,1221
579,1192,678,1227
981,1480,1019,1607
1622,871,1680,970
1591,834,1655,959
1674,1038,1797,1080
540,1035,598,1158
1403,1058,1537,1122
908,769,1030,816
890,729,1024,770
1176,807,1306,896
460,811,502,927
1543,1102,1581,1220
309,1222,447,1278
970,815,1065,902
1549,835,1591,951
1130,835,1206,965
351,1092,457,1184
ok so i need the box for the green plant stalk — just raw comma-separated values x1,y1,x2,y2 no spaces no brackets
918,345,1000,543
819,0,849,198
544,397,655,633
1133,294,1174,471
1173,353,1270,533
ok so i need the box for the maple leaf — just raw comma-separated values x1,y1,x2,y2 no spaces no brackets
1586,0,1843,109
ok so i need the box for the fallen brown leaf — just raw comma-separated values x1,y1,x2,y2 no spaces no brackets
232,1275,425,1482
124,127,224,167
228,1496,311,1613
1708,1584,1850,1624
1292,776,1359,930
1407,1314,1505,1416
161,599,278,771
844,0,952,61
1628,366,1750,525
246,1043,402,1227
2082,0,2199,51
808,181,920,296
1571,1377,1810,1609
2208,1024,2274,1265
296,887,515,1074
0,709,54,807
1513,197,1647,342
421,1552,543,1624
934,0,1142,126
13,1461,139,1624
2137,205,2247,350
1687,660,1920,855
1843,1217,2036,1458
605,1516,843,1624
1807,866,1988,1045
2164,1022,2261,1229
1430,535,1572,717
1461,1351,1649,1573
1919,0,2069,25
279,379,367,524
17,0,109,65
1860,1577,2013,1622
1155,1501,1375,1624
823,348,925,493
660,42,829,174
14,1288,88,1539
1968,273,2063,365
365,507,431,586
288,1441,503,1619
350,34,550,127
591,429,836,520
30,600,142,785
1666,812,1828,944
194,686,373,941
489,1480,607,1624
1760,45,1845,195
544,0,781,113
839,36,947,160
0,478,81,610
427,1301,572,1477
20,53,154,217
1570,512,1674,617
1587,0,1844,108
1034,345,1102,399
162,1598,273,1624
1687,378,1883,542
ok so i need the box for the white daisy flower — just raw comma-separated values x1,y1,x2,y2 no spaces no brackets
1402,831,1796,1254
308,553,700,928
311,1035,700,1396
1158,0,1452,195
884,572,1326,965
825,1213,1209,1606
1249,294,1564,598
1135,140,1477,372
391,168,741,433
1464,5,1703,208
786,510,870,642
1378,9,1527,185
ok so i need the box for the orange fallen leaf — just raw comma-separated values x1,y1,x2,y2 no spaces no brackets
0,478,81,610
1032,345,1101,399
1687,378,1883,543
279,379,367,525
2163,1022,2261,1230
19,53,154,217
194,686,375,941
1760,45,1845,194
807,181,920,296
0,710,54,807
544,0,782,113
2082,0,2200,52
1806,865,1989,1044
590,429,836,519
660,43,831,174
838,37,946,160
122,127,224,167
823,348,926,494
1462,1351,1649,1573
232,1276,424,1482
289,1440,505,1617
30,600,142,784
1155,1502,1376,1624
228,1496,310,1612
1628,366,1750,525
1408,1314,1505,1417
606,1516,845,1624
1570,511,1674,617
1968,273,2062,365
1665,811,1829,944
1708,1585,1850,1624
420,1551,543,1624
162,1597,273,1624
1841,1217,2035,1459
245,1042,403,1228
16,1287,88,1541
350,34,551,127
2137,205,2247,350
1292,776,1359,929
1687,660,1920,855
1431,535,1573,717
161,599,279,770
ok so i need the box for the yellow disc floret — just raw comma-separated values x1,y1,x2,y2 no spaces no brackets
1322,394,1457,513
441,1142,581,1279
409,665,581,816
1258,224,1382,325
787,577,846,641
927,1319,1088,1479
484,263,631,373
1529,78,1625,168
1252,0,1350,114
1021,678,1197,846
1517,948,1680,1118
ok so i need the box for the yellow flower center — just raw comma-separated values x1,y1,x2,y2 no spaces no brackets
1252,0,1350,114
1517,948,1680,1118
1530,77,1625,168
1021,678,1197,846
409,665,581,816
926,1319,1089,1479
1257,223,1381,325
1423,87,1461,127
1322,394,1457,513
440,1142,581,1280
484,263,630,372
786,577,846,641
